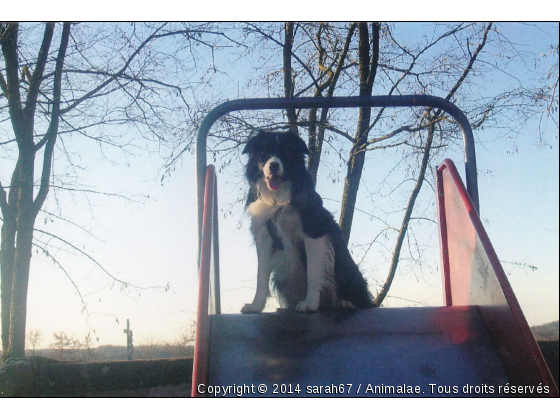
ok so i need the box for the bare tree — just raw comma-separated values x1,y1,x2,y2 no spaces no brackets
50,331,74,361
25,328,42,356
80,332,94,362
136,335,160,360
0,22,229,360
162,321,196,358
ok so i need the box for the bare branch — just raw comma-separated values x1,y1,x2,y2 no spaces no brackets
34,22,71,215
32,240,89,315
0,23,25,139
444,22,493,102
39,209,104,242
49,185,148,203
59,23,169,115
244,22,323,94
34,228,168,292
24,23,55,119
0,179,9,211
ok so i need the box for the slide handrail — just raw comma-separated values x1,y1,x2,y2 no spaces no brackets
195,95,480,258
191,165,220,397
436,159,558,396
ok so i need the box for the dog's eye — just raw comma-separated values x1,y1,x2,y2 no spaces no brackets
258,152,270,161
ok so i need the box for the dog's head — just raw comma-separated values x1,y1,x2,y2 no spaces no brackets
243,131,309,191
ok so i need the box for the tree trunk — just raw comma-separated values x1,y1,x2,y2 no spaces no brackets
339,136,367,242
283,22,298,134
1,22,69,360
307,107,319,182
6,217,35,358
4,140,37,358
0,161,19,353
339,23,379,242
0,214,16,353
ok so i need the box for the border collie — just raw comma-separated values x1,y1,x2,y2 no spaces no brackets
241,130,375,313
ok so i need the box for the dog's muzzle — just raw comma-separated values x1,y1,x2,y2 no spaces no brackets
265,160,282,191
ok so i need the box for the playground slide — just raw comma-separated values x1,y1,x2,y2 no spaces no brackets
204,307,509,397
191,161,558,397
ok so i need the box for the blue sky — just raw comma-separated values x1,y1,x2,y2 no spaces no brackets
2,22,558,350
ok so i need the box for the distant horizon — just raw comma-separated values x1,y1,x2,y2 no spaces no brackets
14,319,559,355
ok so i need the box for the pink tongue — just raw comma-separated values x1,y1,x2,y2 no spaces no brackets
268,175,281,191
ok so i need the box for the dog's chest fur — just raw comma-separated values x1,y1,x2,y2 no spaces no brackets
247,179,312,307
247,179,303,248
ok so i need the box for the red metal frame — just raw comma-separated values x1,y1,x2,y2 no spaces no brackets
436,159,558,396
191,165,216,397
436,168,453,306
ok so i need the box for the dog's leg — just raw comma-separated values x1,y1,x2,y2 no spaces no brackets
241,225,273,314
296,235,332,312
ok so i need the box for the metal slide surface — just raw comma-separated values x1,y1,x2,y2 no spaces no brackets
206,307,508,397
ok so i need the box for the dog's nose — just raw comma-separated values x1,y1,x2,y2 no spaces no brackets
269,162,280,173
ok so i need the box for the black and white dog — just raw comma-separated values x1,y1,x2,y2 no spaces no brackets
241,130,375,313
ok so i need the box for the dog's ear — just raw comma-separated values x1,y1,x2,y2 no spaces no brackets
286,131,310,155
242,131,263,155
242,138,254,155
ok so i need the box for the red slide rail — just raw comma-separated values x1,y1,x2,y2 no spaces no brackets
192,165,219,397
436,159,558,396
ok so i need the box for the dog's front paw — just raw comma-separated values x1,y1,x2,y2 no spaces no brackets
295,300,319,313
241,302,265,314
